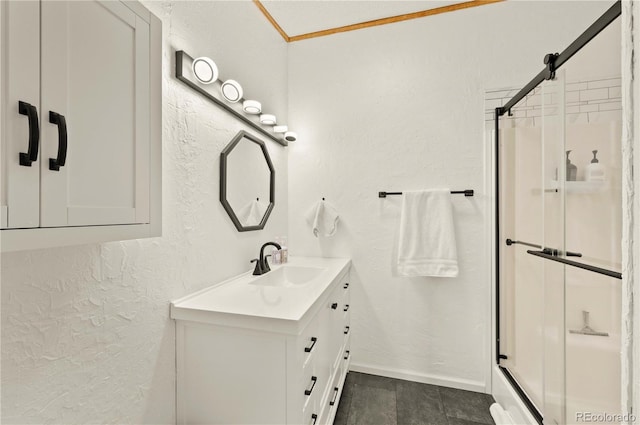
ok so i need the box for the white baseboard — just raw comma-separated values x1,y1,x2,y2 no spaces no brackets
491,366,538,425
349,362,487,393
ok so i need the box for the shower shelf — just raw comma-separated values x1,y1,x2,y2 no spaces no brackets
547,180,607,193
527,249,621,280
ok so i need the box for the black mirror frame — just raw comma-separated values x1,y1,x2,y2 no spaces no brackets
220,130,275,232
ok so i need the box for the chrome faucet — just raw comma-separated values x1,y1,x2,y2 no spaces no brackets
251,242,282,275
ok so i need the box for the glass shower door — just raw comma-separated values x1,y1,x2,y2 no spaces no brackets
560,18,622,422
497,23,622,422
497,83,546,414
496,73,569,423
541,70,567,425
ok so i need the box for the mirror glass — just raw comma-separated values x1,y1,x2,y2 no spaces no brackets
221,131,274,231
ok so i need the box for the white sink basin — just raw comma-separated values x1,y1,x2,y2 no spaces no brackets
250,265,325,287
170,257,351,333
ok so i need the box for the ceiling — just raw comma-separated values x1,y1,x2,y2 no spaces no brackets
257,0,502,42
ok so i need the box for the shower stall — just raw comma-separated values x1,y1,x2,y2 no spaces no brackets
492,3,623,424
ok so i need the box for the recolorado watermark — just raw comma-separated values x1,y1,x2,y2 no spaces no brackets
576,412,636,423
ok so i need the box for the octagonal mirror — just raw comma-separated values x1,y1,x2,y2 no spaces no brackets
220,130,275,232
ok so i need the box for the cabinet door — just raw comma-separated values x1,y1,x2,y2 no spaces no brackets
1,0,41,229
40,1,150,227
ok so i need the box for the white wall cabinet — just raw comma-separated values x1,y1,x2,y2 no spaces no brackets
0,0,161,251
174,269,352,425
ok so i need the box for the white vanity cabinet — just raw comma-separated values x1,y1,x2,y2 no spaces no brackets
290,278,351,425
172,258,352,425
0,0,161,251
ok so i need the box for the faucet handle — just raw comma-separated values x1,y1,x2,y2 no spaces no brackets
251,258,263,275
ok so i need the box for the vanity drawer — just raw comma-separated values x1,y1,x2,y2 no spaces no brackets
340,279,350,304
341,303,350,328
339,281,350,327
298,315,321,368
302,384,319,424
302,363,320,403
305,411,320,425
339,300,350,325
343,337,351,364
332,323,351,373
302,361,322,425
321,362,344,425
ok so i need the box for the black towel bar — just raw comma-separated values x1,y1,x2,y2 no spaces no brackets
378,189,474,198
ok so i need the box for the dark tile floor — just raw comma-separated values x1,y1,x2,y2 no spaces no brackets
334,372,496,425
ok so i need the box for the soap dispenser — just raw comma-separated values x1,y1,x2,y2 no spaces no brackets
586,150,606,182
566,150,577,181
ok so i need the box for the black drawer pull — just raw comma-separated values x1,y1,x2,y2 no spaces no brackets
344,350,350,360
48,111,67,171
305,376,317,396
344,283,349,289
329,387,339,406
344,326,350,335
310,414,318,425
331,303,338,310
18,101,40,166
304,337,317,353
344,304,350,312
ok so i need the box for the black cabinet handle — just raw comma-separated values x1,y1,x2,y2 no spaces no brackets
305,376,317,396
329,387,339,406
331,303,338,310
344,304,350,312
18,101,39,166
48,111,67,171
344,350,350,360
344,283,349,289
344,326,350,335
310,414,318,425
304,337,317,353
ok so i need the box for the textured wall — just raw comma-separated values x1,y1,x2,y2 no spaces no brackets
287,0,614,391
1,2,288,423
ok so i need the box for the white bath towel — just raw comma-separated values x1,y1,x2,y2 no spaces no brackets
305,200,340,237
397,190,458,277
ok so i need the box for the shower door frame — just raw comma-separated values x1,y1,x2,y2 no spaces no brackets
494,2,622,423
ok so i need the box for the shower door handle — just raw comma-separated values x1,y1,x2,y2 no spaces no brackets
541,248,582,257
508,239,581,257
526,250,621,280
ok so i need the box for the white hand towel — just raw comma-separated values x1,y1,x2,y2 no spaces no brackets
305,200,340,237
238,199,268,226
397,189,458,277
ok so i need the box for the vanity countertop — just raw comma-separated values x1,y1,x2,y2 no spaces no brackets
170,256,351,334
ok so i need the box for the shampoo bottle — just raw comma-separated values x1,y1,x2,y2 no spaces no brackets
566,150,577,181
586,150,606,182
